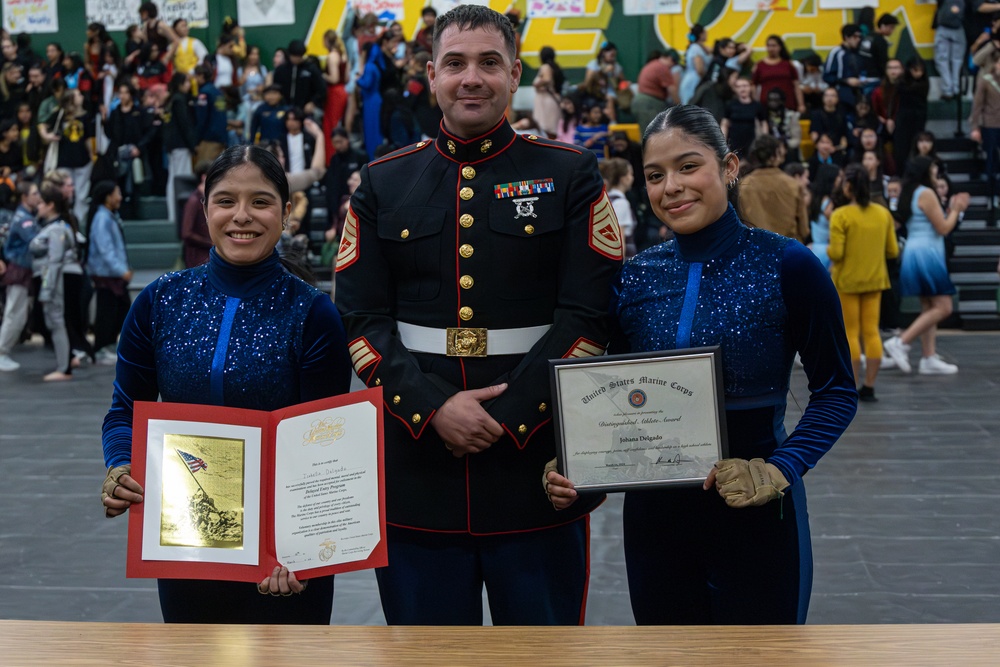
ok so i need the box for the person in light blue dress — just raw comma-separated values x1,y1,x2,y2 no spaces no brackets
883,156,969,375
679,25,710,105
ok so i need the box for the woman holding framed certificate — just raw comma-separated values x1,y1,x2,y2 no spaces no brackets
547,105,858,625
99,145,352,623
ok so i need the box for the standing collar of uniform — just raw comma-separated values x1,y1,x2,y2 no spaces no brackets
434,117,516,164
673,203,745,263
207,248,284,299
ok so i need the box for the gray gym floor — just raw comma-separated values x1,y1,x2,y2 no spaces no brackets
1,332,997,624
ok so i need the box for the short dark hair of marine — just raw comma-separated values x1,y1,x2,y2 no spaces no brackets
432,3,518,61
334,5,624,535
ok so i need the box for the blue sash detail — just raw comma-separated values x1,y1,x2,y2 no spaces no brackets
675,262,703,348
210,296,241,404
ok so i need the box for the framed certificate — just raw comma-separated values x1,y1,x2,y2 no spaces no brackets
127,388,386,582
549,348,728,492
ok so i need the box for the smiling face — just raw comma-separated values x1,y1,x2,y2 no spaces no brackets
643,128,737,236
428,25,521,139
205,163,290,266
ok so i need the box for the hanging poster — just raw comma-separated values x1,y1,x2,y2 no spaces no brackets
527,0,586,18
350,0,404,22
238,0,295,27
732,0,791,9
818,0,870,7
3,0,59,33
85,0,208,32
622,0,681,16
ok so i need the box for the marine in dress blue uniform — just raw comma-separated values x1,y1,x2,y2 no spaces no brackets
334,5,623,626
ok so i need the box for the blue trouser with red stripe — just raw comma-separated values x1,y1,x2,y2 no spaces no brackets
375,518,590,625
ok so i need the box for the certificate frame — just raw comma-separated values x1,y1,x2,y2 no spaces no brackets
126,388,386,582
549,347,728,493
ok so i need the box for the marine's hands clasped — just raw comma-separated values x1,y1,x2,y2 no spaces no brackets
101,465,144,518
431,382,508,458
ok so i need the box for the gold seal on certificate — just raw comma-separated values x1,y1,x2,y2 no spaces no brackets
549,347,728,492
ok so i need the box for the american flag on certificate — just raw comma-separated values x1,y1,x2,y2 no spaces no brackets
177,449,208,473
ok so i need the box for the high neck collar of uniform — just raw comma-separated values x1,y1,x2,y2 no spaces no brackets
207,248,284,299
434,117,517,164
673,203,744,263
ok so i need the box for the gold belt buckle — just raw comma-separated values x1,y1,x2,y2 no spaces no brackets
446,327,488,357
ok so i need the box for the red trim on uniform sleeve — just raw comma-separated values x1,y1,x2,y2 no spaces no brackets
502,418,552,450
335,207,360,272
385,403,436,440
563,337,606,359
348,336,381,381
588,190,625,261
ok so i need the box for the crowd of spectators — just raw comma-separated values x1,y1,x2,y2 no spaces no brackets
0,2,997,380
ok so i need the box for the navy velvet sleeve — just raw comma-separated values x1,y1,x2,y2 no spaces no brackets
102,283,160,468
300,293,353,401
770,241,858,484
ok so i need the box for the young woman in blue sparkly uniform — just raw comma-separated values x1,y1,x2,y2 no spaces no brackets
546,105,858,624
99,145,352,623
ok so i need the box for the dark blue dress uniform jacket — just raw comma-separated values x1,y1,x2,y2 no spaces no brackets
335,119,623,534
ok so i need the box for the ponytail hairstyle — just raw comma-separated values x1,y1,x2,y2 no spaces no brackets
643,104,741,212
894,155,935,224
842,163,871,208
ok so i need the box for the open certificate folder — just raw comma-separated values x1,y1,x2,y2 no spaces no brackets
126,388,386,582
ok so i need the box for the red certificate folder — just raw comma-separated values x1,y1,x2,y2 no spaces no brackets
127,387,386,582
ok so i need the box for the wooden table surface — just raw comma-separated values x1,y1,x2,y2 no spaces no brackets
2,621,999,666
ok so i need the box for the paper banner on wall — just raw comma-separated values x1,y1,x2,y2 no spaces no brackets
732,0,791,10
85,0,208,32
350,0,404,22
238,0,295,27
528,0,586,18
3,0,59,33
818,0,870,7
622,0,681,16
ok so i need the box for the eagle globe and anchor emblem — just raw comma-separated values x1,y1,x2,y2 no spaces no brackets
318,539,337,562
302,417,346,446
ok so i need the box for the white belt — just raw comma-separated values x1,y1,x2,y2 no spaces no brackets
397,322,552,357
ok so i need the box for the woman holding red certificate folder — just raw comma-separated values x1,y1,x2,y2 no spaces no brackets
545,106,857,625
99,145,352,623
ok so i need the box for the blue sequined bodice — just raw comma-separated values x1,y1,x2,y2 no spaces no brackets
149,251,321,410
615,211,792,403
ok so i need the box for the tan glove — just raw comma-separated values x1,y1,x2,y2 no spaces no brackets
101,464,131,516
713,458,789,508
